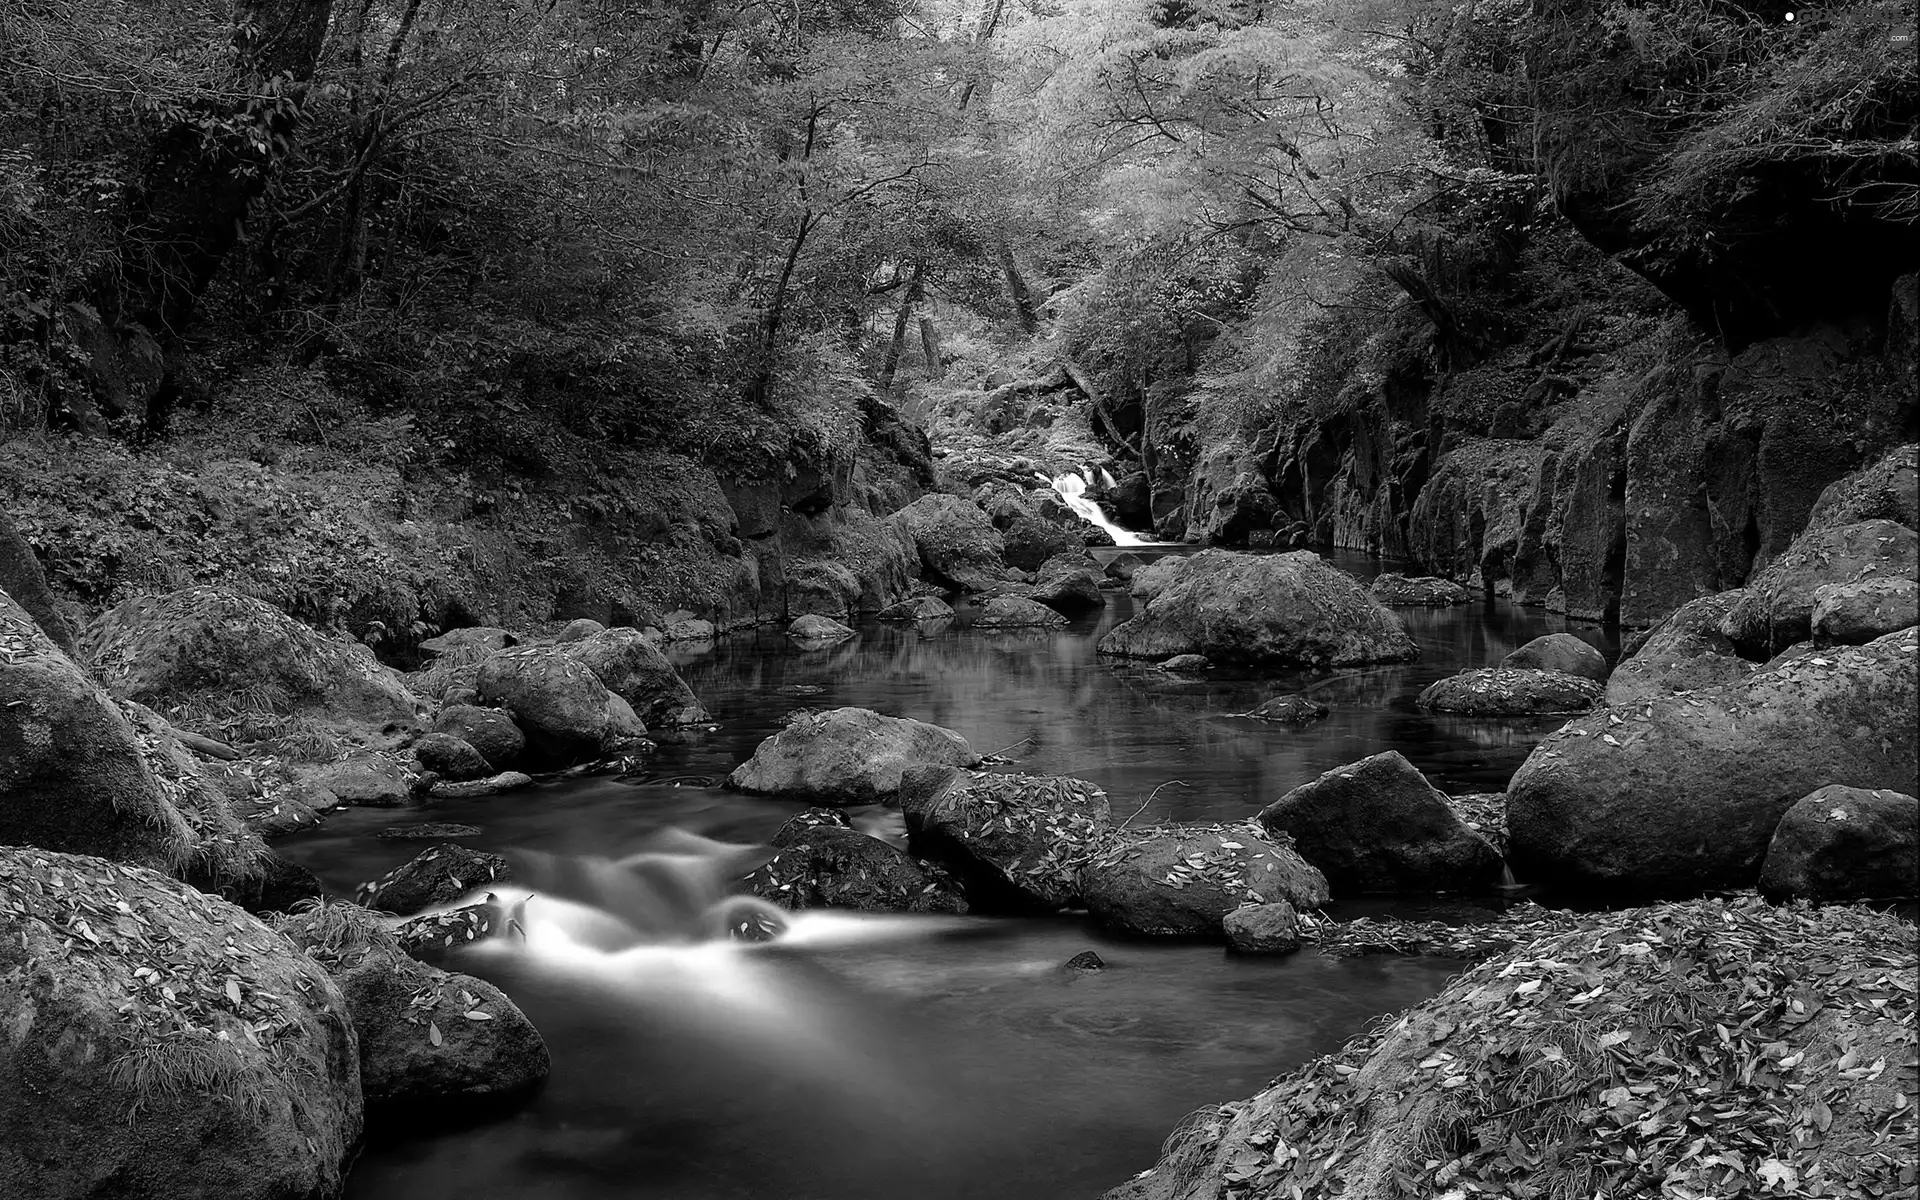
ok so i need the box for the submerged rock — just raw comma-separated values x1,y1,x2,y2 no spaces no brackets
1416,667,1602,715
726,707,981,807
787,614,856,644
1102,898,1920,1200
1758,785,1918,903
1369,573,1474,605
972,596,1068,628
905,773,1112,912
276,902,548,1117
747,810,966,914
1507,627,1919,896
378,822,485,840
1239,695,1329,723
427,771,533,800
0,848,361,1200
1098,550,1418,669
1258,751,1504,894
357,843,512,916
1059,949,1106,973
876,595,956,622
1079,822,1329,940
1158,653,1210,674
1501,632,1609,681
1222,901,1302,955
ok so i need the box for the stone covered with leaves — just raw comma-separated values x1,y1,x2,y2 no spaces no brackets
1080,822,1330,940
1099,551,1418,669
1719,521,1918,658
905,772,1113,912
1105,897,1919,1200
275,901,549,1115
356,842,512,917
1604,590,1756,707
1416,667,1602,716
1508,627,1920,897
726,706,981,807
80,585,424,758
0,848,362,1200
0,589,210,871
745,809,966,914
1368,574,1473,606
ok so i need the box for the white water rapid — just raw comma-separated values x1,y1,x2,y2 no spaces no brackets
1048,469,1153,547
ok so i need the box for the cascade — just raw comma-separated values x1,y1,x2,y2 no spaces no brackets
1048,470,1156,547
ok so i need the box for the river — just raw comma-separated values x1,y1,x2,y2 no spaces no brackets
284,551,1614,1200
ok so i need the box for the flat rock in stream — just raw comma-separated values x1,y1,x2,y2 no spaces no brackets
726,707,981,807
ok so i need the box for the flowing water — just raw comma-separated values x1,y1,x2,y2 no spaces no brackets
1049,471,1159,548
287,550,1616,1200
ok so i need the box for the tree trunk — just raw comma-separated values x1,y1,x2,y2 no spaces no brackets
119,0,336,336
748,209,817,404
999,241,1038,334
877,259,926,392
918,316,945,380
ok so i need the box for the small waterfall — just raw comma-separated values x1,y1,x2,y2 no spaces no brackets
1098,467,1117,488
1050,470,1154,547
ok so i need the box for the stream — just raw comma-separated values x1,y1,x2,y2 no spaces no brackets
285,551,1616,1200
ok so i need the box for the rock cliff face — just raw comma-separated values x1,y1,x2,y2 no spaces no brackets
1102,215,1916,629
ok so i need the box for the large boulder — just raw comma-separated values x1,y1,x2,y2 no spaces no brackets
0,510,75,652
81,587,423,752
475,645,642,763
893,494,1007,592
0,590,197,869
0,848,361,1200
1500,632,1609,682
1098,550,1418,668
1507,626,1920,897
1758,786,1918,904
975,482,1081,570
1803,442,1919,534
357,843,512,916
275,903,549,1116
725,707,981,807
1604,590,1756,706
746,810,967,913
1029,553,1105,612
1811,578,1920,646
559,627,709,726
1079,822,1330,939
413,732,493,782
1104,898,1919,1200
904,773,1111,912
431,704,526,769
1257,751,1505,894
973,596,1068,628
1416,667,1602,715
1720,519,1918,657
